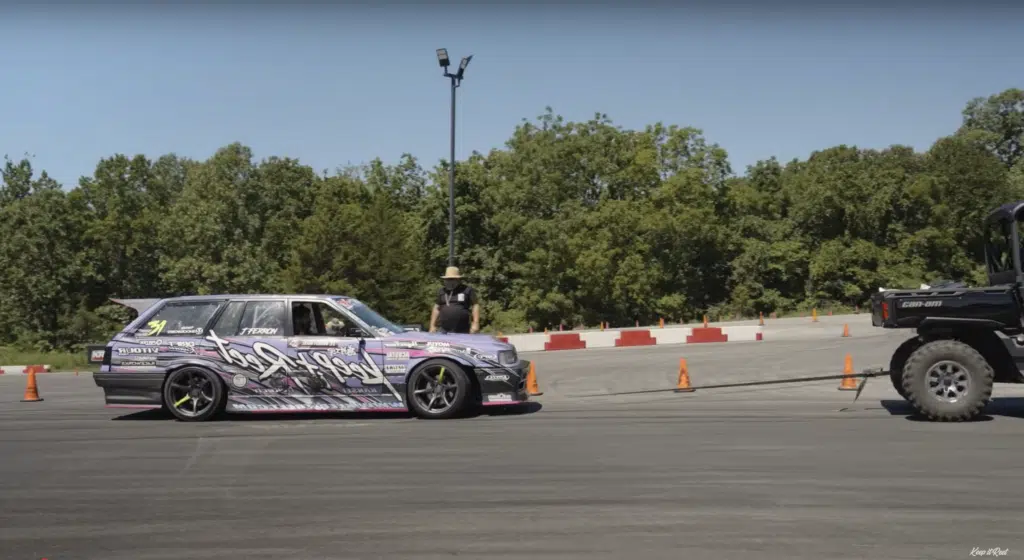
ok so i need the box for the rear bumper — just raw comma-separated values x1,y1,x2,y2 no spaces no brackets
93,372,165,407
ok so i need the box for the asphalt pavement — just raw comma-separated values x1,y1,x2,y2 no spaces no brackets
2,329,1024,560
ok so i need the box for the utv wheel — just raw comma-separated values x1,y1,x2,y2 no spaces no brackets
406,359,472,420
901,340,993,422
162,367,225,422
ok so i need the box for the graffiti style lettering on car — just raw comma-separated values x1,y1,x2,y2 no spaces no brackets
205,330,402,399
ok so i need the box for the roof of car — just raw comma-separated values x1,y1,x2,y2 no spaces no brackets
110,294,356,315
161,294,352,301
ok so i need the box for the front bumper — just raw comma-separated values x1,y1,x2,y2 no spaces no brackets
476,360,530,405
93,372,165,407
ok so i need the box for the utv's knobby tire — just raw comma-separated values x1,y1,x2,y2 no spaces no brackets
406,359,472,420
162,367,226,422
890,368,910,400
901,340,993,422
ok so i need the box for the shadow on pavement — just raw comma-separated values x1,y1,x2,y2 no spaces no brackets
880,397,1024,422
111,402,542,422
475,402,543,417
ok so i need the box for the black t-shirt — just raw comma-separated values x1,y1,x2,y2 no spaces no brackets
436,284,477,333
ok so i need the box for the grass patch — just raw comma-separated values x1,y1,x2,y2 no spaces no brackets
0,347,99,372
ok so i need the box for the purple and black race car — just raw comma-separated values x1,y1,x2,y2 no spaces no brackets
91,294,529,421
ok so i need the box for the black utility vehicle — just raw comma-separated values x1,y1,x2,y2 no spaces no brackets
872,201,1024,421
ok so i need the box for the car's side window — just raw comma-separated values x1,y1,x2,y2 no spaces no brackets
211,301,246,336
320,304,351,336
291,301,361,337
235,300,288,337
134,301,223,338
291,301,322,336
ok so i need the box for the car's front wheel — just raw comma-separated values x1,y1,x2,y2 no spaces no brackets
162,367,225,422
406,359,471,420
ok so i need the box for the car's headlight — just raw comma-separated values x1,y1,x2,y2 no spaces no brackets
498,349,517,366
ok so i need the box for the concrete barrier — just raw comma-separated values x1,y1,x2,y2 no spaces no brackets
502,325,763,353
0,365,53,374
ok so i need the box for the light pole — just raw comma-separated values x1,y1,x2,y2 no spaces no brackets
436,48,472,268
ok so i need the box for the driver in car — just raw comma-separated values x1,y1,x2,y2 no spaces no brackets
293,305,314,336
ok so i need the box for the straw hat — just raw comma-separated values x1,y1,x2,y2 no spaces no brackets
441,266,463,279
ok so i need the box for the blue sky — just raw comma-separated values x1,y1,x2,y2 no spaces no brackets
1,2,1022,188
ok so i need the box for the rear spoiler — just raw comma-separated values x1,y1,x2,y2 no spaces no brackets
110,298,162,315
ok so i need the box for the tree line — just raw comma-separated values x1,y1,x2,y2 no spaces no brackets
2,87,1023,353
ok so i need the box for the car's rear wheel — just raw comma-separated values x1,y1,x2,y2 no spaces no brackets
406,359,471,420
163,367,225,422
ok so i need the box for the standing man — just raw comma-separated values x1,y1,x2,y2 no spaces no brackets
430,266,480,334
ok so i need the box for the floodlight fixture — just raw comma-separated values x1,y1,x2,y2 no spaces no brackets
456,55,472,79
436,48,450,68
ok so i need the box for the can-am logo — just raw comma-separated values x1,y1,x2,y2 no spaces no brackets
900,300,942,308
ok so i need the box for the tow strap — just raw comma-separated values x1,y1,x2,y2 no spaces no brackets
574,367,889,402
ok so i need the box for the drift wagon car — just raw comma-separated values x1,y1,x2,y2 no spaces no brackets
92,294,529,421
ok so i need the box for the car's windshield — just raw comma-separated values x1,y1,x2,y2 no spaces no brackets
333,297,403,337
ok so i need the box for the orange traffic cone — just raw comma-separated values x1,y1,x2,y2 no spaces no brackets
659,317,665,328
838,353,858,390
675,358,695,392
842,324,850,337
21,366,43,402
526,362,543,396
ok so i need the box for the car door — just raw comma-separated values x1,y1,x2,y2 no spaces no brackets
286,300,395,402
207,298,299,403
